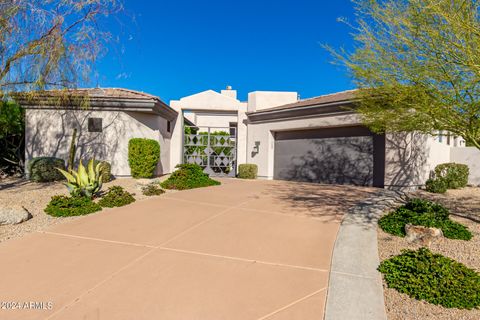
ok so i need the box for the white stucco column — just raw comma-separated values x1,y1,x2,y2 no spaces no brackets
170,102,183,171
236,109,248,167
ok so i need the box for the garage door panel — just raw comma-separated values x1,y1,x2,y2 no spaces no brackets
274,136,374,186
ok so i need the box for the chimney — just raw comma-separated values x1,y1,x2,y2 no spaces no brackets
221,85,237,100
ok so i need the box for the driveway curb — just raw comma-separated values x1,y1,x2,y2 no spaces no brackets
324,190,406,320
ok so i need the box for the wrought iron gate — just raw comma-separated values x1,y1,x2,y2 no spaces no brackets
183,125,237,177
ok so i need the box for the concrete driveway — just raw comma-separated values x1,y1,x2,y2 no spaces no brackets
0,179,374,320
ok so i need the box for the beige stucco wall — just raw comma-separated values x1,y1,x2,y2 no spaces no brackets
25,109,172,177
186,112,238,131
247,91,298,113
450,147,480,185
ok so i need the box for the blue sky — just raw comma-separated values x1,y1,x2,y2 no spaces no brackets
95,0,356,102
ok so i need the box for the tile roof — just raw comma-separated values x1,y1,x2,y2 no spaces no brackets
45,87,161,101
253,89,358,113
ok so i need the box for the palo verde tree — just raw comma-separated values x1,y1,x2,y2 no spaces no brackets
328,0,480,149
0,0,123,175
0,0,123,94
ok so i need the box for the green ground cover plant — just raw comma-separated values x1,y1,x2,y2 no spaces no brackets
44,195,101,217
379,198,472,240
378,248,480,309
98,186,135,208
161,164,220,190
142,183,165,196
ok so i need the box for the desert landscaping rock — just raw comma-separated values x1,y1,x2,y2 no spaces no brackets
0,206,32,225
378,188,480,320
0,176,170,243
135,178,162,190
405,224,443,246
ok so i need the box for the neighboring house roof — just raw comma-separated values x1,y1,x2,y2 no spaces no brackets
247,89,358,122
14,87,178,120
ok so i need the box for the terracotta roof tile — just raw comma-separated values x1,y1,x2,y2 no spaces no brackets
253,89,358,113
52,87,160,101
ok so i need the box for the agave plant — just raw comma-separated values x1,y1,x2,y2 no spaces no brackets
57,159,103,198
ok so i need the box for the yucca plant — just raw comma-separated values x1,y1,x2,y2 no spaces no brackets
57,159,103,198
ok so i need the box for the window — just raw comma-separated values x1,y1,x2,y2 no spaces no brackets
229,122,237,136
88,118,103,133
167,121,171,133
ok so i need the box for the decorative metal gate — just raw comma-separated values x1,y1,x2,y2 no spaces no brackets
183,125,237,177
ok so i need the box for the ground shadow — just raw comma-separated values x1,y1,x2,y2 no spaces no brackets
260,180,378,222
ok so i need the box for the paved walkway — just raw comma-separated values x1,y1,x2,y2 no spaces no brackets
0,179,374,320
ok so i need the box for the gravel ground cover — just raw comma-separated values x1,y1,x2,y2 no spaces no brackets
378,188,480,320
0,177,169,243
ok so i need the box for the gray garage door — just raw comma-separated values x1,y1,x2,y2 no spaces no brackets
274,126,385,187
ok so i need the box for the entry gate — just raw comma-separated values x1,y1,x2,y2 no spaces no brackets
183,125,237,177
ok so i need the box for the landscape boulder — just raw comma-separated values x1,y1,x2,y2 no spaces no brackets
0,207,32,225
405,223,443,247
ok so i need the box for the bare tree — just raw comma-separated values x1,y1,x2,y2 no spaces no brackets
0,0,123,95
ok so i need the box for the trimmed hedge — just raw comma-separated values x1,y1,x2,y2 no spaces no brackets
92,160,112,183
378,198,472,240
128,138,160,178
434,163,469,189
161,164,220,190
98,186,135,208
44,195,101,217
27,157,65,182
425,177,447,194
238,164,258,179
378,248,480,309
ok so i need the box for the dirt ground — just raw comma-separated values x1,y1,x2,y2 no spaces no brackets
378,187,480,320
0,177,167,243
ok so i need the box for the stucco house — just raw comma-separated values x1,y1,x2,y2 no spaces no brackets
19,88,177,177
19,86,480,189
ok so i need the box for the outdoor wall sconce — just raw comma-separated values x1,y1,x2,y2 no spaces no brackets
253,141,260,153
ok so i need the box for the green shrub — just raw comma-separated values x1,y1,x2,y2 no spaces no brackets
161,164,221,190
434,163,469,189
128,138,160,178
403,198,449,220
0,101,24,175
378,248,480,309
44,195,102,217
98,186,135,208
425,177,447,194
378,198,472,240
142,183,165,196
237,164,258,179
27,157,65,182
93,160,112,183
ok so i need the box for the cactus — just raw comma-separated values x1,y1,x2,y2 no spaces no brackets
67,128,77,172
